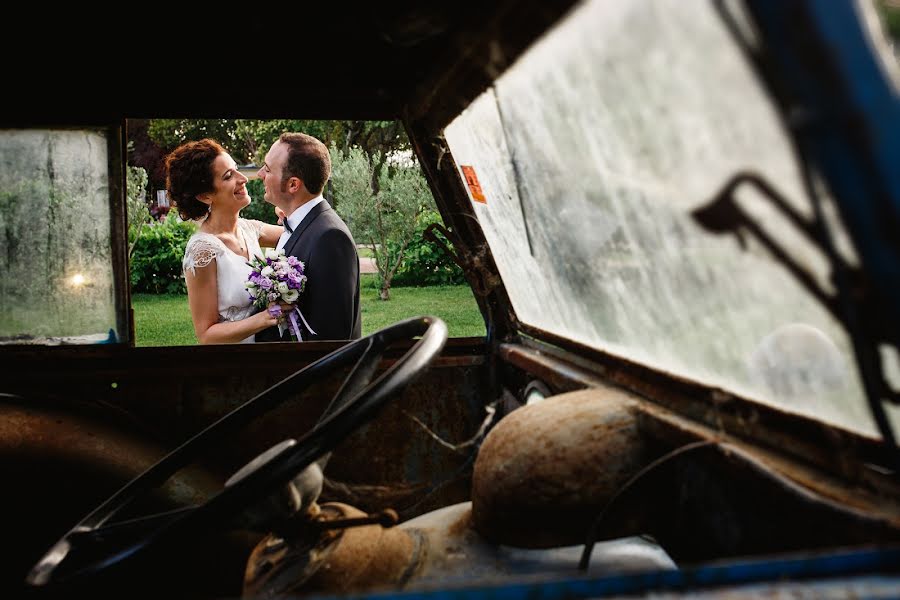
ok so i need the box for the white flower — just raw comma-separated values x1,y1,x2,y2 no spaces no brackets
265,248,280,261
283,289,299,303
245,280,256,288
277,282,290,295
261,266,274,277
247,288,258,298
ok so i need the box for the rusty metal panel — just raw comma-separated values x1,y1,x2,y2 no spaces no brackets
0,397,223,594
0,340,491,520
500,337,896,487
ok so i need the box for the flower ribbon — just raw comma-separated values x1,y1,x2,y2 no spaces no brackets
273,305,317,341
288,307,317,341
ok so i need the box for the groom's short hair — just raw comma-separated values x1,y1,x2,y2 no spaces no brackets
279,133,331,195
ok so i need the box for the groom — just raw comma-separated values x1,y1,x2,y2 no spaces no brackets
255,133,361,341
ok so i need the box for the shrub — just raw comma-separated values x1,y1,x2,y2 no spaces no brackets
129,214,197,294
389,211,466,287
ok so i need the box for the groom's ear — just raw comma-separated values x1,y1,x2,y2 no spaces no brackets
287,176,303,193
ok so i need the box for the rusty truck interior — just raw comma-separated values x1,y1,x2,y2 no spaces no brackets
2,0,900,597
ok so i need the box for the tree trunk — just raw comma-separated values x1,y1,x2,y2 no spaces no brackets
379,283,391,301
128,223,145,259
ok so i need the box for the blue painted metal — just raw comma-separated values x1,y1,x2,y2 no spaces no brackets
745,0,900,342
312,546,900,599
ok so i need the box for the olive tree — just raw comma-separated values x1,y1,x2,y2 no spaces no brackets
126,165,150,259
331,147,431,300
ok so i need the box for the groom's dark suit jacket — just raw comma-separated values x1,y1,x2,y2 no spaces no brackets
256,202,361,342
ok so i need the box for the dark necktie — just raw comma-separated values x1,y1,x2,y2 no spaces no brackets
284,218,293,234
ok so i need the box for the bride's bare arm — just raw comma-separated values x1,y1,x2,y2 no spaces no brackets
186,260,279,344
258,223,285,248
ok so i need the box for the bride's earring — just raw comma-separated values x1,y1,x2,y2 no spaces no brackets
198,194,212,215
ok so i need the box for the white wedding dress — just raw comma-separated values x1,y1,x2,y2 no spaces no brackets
182,218,266,343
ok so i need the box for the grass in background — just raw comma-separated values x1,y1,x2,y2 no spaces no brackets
358,278,485,337
132,275,484,346
132,294,199,346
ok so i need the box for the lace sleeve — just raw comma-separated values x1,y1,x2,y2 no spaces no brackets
242,218,266,240
183,236,222,276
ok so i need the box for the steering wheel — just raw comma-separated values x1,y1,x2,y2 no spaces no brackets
26,316,448,593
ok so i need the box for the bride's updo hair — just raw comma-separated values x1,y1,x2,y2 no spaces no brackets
165,138,226,221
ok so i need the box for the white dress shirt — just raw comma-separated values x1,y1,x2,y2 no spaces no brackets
276,195,326,252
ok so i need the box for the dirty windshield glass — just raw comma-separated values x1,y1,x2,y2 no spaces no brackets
0,130,119,344
445,0,895,436
867,0,900,89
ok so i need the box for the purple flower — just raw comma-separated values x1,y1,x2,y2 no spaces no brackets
246,252,308,311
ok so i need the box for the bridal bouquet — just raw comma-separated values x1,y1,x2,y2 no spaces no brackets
245,249,314,340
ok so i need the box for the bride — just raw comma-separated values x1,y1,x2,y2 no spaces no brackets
167,138,290,343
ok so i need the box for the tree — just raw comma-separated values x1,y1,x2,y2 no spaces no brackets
126,165,150,259
144,118,411,180
234,120,343,163
127,119,167,198
147,119,252,162
331,147,431,300
338,121,409,197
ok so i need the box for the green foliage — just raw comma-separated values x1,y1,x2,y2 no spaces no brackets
331,145,376,231
331,146,432,299
148,119,251,162
876,0,900,44
126,165,150,258
234,120,345,164
129,214,197,294
390,211,466,286
147,119,411,172
334,121,409,196
239,179,279,225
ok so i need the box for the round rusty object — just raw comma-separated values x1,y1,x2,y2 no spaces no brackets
244,502,418,596
472,388,650,548
306,503,416,593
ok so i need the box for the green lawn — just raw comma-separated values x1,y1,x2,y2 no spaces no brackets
132,276,485,346
132,294,199,346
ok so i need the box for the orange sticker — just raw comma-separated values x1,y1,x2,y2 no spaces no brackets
461,165,486,203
